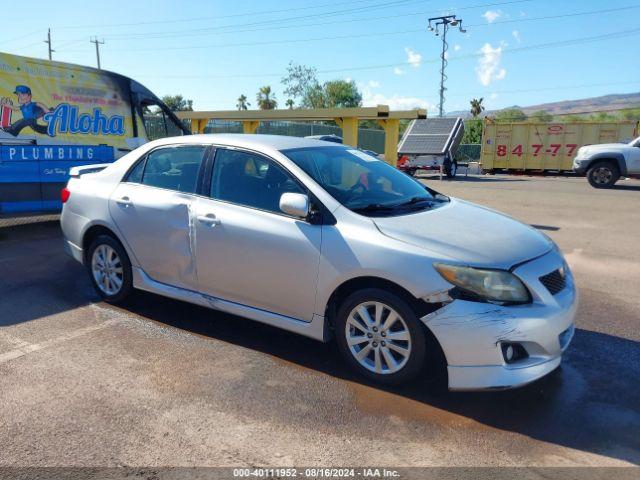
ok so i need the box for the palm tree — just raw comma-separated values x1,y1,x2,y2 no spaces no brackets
236,94,250,110
470,98,485,118
286,98,294,109
256,86,277,110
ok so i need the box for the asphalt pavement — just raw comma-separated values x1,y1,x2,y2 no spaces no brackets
0,175,638,470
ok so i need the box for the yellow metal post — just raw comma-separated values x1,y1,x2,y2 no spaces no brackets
243,120,260,134
194,119,207,134
377,119,400,166
335,117,359,147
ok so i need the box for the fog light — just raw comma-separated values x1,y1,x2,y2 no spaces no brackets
501,342,528,364
505,345,514,362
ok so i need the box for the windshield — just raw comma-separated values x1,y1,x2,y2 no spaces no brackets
281,146,448,214
629,137,640,147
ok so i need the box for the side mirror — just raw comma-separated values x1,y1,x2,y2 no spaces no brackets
279,192,310,218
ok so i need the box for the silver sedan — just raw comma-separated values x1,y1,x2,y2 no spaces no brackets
61,134,577,389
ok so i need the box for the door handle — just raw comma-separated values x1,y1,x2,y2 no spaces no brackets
116,196,132,206
197,214,221,226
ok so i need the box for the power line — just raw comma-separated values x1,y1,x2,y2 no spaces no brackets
54,0,397,29
61,3,638,52
126,26,640,80
465,4,640,27
64,0,422,40
37,0,533,51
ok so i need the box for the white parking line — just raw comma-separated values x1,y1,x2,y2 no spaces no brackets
0,319,118,365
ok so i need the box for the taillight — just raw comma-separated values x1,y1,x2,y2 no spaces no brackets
61,187,70,203
397,155,408,167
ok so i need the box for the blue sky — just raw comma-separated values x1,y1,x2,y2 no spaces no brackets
2,0,639,113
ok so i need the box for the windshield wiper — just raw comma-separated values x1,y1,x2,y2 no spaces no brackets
351,203,398,213
391,196,434,208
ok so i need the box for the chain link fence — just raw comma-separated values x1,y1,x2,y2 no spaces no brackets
203,120,386,153
454,144,482,162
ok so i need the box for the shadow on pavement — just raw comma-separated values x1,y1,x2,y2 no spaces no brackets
0,221,97,326
2,219,639,465
121,289,640,466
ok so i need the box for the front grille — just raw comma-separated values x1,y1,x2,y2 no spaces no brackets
539,268,566,295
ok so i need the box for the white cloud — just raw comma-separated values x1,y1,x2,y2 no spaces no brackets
393,67,405,75
476,42,507,86
405,47,422,68
362,89,434,111
454,44,462,51
490,93,499,100
482,9,502,23
512,30,521,43
368,80,380,88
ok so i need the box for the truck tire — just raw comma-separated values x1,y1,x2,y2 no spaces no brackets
445,160,458,178
587,161,620,189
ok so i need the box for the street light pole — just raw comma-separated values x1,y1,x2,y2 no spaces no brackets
428,15,466,117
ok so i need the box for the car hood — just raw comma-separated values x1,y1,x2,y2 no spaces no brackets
373,198,552,269
581,143,626,152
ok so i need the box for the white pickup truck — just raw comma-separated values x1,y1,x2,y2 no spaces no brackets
573,136,640,188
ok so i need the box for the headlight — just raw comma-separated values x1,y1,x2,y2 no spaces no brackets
434,263,530,304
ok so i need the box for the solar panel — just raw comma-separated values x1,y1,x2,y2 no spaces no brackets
398,118,465,155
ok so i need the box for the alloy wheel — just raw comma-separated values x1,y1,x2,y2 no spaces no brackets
91,244,124,296
345,301,412,374
592,167,613,185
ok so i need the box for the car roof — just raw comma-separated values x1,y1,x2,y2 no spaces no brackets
151,134,343,151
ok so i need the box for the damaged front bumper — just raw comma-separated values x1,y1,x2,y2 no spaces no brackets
421,249,578,390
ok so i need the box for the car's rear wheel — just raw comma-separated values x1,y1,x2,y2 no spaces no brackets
587,161,619,188
87,235,133,303
335,288,427,384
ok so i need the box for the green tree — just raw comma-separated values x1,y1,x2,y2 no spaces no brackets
322,80,362,108
529,110,553,123
236,94,250,110
256,86,277,110
462,119,483,144
282,62,320,107
590,111,617,121
495,108,527,122
161,94,193,112
563,114,586,122
285,98,295,109
470,98,484,118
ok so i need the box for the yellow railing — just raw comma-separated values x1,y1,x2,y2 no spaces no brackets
176,105,426,166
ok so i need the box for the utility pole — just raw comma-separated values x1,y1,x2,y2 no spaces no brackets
428,15,466,117
44,28,54,60
90,37,105,69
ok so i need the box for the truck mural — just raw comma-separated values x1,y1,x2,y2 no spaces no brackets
0,51,189,215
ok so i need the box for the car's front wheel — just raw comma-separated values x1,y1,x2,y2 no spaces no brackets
587,161,619,188
87,235,133,303
335,288,428,384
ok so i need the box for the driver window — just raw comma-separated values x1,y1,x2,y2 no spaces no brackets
210,149,304,214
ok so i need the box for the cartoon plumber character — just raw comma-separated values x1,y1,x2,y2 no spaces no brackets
0,85,52,136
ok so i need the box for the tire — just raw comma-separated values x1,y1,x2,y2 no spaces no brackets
445,160,458,178
86,234,133,304
406,168,417,177
334,288,428,384
587,161,620,189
